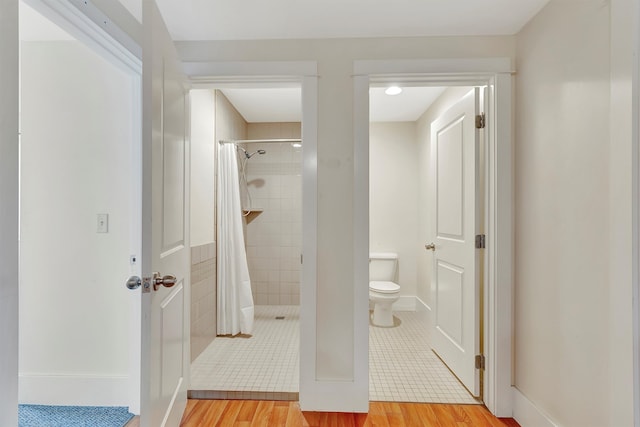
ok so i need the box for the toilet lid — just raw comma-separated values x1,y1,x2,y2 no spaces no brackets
369,281,400,294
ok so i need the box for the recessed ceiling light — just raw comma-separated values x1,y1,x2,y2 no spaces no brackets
385,86,402,96
292,142,302,148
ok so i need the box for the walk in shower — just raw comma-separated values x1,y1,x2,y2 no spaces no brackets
190,129,303,399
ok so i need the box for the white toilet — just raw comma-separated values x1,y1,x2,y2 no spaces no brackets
369,252,401,327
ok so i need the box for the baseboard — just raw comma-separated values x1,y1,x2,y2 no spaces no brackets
392,296,417,311
415,297,431,323
19,373,130,407
512,387,559,427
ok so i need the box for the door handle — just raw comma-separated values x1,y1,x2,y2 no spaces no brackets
126,276,141,289
127,274,175,292
425,243,436,251
153,272,177,291
126,275,151,293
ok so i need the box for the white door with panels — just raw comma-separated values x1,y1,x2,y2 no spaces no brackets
127,1,191,426
427,88,483,397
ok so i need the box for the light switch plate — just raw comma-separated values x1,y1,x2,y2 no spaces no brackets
97,213,109,233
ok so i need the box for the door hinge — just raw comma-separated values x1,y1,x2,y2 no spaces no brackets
475,113,485,129
475,234,486,249
475,354,486,370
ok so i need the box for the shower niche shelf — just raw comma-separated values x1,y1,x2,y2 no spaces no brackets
243,209,263,224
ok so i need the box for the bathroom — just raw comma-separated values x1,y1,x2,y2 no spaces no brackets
189,83,481,404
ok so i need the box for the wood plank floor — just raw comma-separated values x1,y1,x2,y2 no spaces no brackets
176,400,521,426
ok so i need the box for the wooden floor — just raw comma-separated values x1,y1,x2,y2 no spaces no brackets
177,400,521,426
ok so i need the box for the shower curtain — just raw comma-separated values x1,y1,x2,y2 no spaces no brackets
217,144,254,335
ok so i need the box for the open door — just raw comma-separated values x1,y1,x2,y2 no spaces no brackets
139,1,190,425
428,88,482,397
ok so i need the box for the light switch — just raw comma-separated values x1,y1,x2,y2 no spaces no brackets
97,213,109,233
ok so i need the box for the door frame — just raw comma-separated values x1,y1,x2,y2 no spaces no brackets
14,0,143,414
353,58,513,417
182,60,319,406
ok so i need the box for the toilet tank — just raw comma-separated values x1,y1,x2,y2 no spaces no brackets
369,252,398,282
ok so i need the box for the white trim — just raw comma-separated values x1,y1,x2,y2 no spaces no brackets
128,74,142,416
354,58,513,76
391,296,418,312
486,72,514,417
183,61,318,84
299,74,321,410
415,297,431,323
19,374,130,407
354,58,513,417
0,0,19,424
23,0,141,74
352,74,370,412
632,0,640,424
512,387,559,427
415,296,431,312
190,62,322,411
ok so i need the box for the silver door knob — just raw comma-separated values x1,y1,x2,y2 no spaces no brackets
126,276,141,289
425,243,436,251
153,272,177,291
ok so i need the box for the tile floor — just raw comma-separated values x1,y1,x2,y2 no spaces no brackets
190,305,478,404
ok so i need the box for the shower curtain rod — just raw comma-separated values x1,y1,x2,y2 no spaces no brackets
219,138,302,145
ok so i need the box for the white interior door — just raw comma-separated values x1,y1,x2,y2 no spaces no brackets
140,1,190,426
429,88,481,397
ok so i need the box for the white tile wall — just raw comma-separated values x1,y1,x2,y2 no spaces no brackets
242,132,302,306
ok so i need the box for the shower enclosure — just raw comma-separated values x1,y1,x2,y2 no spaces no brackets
234,138,303,307
216,134,302,333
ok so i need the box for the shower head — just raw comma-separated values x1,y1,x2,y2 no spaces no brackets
237,146,267,159
246,149,266,159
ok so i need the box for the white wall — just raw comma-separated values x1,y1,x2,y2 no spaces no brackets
415,87,474,307
19,41,133,406
514,0,634,425
369,122,418,300
190,89,216,247
178,35,516,397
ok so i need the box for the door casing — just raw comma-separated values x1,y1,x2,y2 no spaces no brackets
354,59,513,417
14,0,143,414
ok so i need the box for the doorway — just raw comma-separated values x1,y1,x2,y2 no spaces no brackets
18,0,140,413
188,86,304,400
368,84,482,404
354,61,514,415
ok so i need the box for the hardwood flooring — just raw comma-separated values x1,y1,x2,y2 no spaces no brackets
178,400,521,426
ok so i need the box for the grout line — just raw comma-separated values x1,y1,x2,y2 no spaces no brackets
190,305,477,404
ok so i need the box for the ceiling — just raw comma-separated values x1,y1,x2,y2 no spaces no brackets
118,0,550,41
21,0,551,122
220,86,449,123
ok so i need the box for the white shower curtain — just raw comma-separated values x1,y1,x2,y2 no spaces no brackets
217,144,254,335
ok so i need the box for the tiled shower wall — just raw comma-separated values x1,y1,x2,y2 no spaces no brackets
244,123,302,305
190,244,216,361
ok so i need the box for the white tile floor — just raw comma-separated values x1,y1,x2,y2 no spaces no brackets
190,305,478,404
369,310,478,403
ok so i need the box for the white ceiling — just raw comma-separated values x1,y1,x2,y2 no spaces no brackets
21,0,551,121
220,86,449,123
118,0,549,41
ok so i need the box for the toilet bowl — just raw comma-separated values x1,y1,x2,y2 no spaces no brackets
369,252,401,327
369,281,400,327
